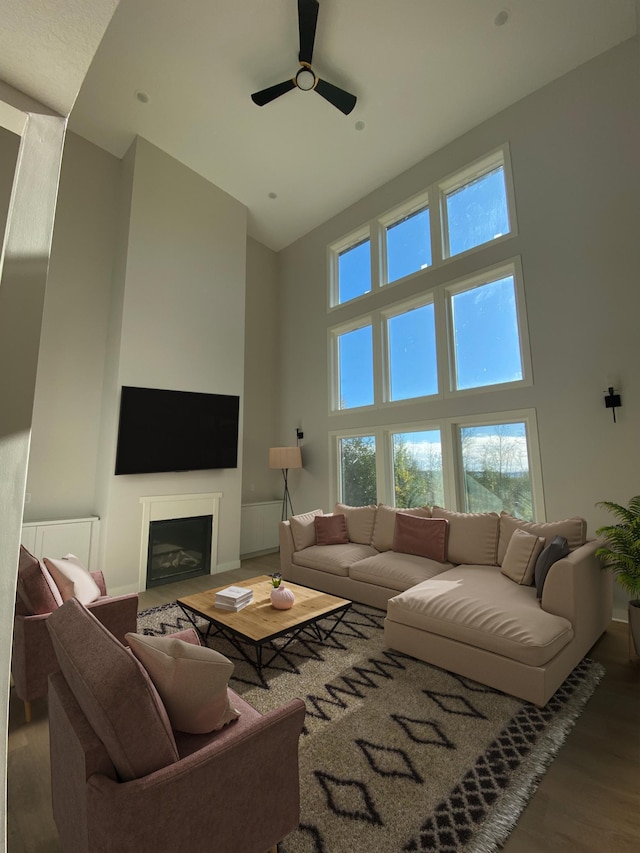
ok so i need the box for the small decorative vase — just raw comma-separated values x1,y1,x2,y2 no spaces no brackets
271,585,295,610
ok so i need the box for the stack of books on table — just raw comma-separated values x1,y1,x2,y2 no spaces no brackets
214,585,253,612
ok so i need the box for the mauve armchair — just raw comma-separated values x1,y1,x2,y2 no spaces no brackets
12,545,138,722
46,598,305,853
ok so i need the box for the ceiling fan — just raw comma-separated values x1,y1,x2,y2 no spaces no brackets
251,0,357,115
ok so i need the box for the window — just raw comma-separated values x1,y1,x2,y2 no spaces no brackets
336,237,370,305
440,150,512,259
334,322,374,410
338,435,377,506
386,300,437,401
458,421,534,519
384,202,431,284
392,429,443,508
448,270,523,392
332,411,542,516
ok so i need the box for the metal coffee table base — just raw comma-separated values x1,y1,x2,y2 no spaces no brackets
178,601,352,672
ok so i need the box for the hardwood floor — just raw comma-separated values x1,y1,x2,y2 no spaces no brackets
7,552,640,852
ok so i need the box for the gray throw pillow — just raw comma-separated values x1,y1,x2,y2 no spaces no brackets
534,535,570,599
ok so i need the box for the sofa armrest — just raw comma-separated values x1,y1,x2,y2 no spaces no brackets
541,539,612,637
87,593,139,645
279,520,296,582
85,697,306,853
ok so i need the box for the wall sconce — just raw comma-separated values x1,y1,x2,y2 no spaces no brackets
604,386,621,423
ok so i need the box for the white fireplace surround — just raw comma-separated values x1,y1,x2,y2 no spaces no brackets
139,492,222,591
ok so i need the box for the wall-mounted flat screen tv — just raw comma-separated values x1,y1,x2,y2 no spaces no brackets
115,386,240,475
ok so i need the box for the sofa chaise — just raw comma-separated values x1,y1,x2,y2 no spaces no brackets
279,503,612,706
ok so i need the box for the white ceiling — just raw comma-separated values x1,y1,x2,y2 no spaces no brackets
1,1,637,251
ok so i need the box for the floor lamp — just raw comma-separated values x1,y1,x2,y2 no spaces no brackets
269,446,303,520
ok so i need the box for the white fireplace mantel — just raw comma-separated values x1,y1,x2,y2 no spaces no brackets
139,492,222,591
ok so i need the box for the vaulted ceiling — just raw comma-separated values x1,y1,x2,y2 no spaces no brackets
1,1,637,250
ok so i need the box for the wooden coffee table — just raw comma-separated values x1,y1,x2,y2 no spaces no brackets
177,575,352,671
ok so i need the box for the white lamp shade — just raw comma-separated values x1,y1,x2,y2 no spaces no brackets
269,446,302,470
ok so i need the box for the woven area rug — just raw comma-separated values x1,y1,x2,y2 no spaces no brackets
137,601,604,853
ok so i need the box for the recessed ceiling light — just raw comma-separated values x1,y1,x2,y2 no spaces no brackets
355,120,365,131
268,192,278,200
135,90,150,104
494,10,510,27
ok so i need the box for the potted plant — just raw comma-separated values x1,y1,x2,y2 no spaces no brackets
269,573,295,610
595,495,640,656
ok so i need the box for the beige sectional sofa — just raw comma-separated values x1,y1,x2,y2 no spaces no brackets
279,503,612,706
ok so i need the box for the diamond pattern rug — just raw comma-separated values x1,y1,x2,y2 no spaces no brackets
137,601,604,853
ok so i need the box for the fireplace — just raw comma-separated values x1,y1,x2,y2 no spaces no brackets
138,492,221,592
146,515,212,588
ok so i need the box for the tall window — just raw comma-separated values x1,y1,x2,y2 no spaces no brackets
392,430,443,508
335,322,374,409
386,300,437,401
384,201,431,284
440,150,512,259
448,271,523,392
337,238,370,305
338,435,377,506
459,421,534,519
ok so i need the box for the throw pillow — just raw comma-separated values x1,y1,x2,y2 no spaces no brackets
289,509,324,551
431,507,500,565
534,535,570,599
393,514,449,562
43,554,102,605
497,513,586,564
126,633,241,734
314,513,349,546
16,545,62,614
371,504,431,552
333,503,377,545
500,528,545,585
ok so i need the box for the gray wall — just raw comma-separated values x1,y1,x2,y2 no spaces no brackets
243,236,283,503
276,38,640,620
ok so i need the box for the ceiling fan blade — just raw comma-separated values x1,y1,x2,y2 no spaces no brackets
298,0,319,65
251,78,296,106
314,78,357,115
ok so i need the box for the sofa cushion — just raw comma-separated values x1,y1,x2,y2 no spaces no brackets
393,513,449,562
43,555,102,605
534,536,570,599
432,507,499,565
497,512,587,564
315,513,349,546
293,543,377,577
289,509,324,551
500,528,545,585
126,632,240,734
371,504,431,552
334,503,377,545
16,545,62,614
387,566,574,667
46,598,179,781
350,551,454,592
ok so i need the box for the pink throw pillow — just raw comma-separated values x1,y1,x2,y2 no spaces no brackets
16,546,63,614
314,513,349,546
393,513,449,562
